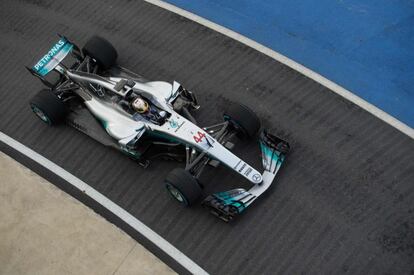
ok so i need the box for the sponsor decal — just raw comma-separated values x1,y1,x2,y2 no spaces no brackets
33,39,66,71
169,119,178,128
238,163,246,173
234,160,241,170
174,121,185,132
252,173,262,183
244,167,252,177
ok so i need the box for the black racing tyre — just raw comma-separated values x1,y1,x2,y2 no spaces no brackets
82,36,117,69
223,103,261,138
165,168,202,206
29,89,68,125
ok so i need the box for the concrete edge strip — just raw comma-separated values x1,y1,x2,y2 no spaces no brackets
145,0,414,139
0,131,208,275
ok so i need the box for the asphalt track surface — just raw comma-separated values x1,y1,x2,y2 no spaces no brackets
0,0,413,274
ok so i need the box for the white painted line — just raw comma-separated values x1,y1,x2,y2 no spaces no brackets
145,0,414,139
0,132,209,275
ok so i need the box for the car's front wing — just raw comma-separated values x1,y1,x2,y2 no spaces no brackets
202,130,290,222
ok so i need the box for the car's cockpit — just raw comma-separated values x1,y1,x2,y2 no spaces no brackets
115,90,170,125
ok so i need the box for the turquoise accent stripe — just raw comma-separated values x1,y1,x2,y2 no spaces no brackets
260,141,282,161
213,190,247,213
260,141,286,173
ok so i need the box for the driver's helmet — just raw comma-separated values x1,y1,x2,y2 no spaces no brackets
132,97,149,113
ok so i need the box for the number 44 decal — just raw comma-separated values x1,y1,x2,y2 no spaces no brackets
193,131,206,143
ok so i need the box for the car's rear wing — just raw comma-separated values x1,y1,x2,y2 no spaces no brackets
26,35,81,87
31,37,73,76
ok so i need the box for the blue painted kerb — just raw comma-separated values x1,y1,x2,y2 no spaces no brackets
165,0,414,128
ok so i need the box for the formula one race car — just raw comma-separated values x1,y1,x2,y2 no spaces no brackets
27,35,290,221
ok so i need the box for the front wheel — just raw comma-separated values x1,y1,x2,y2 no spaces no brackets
29,89,68,125
165,168,202,206
223,103,261,139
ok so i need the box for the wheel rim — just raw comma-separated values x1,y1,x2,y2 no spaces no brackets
31,105,50,124
166,184,186,204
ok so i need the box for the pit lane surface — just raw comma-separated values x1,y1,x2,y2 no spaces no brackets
0,0,413,274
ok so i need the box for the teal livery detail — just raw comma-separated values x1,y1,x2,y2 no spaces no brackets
100,119,109,129
260,141,284,173
32,38,73,76
259,130,289,174
169,119,178,128
202,188,256,221
212,189,247,213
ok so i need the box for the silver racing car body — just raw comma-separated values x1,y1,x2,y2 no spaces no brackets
27,35,290,221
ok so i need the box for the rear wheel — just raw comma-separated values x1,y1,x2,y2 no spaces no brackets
82,36,117,69
165,168,202,206
29,89,68,125
223,103,261,139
